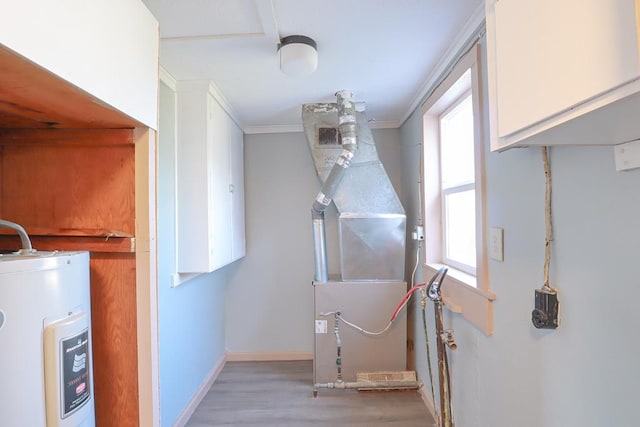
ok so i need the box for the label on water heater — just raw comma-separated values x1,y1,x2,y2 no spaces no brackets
61,329,91,417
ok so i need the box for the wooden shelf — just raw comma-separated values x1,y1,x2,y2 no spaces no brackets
0,228,135,253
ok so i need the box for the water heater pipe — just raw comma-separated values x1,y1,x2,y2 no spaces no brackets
311,90,358,282
426,267,455,427
0,219,34,253
314,380,421,390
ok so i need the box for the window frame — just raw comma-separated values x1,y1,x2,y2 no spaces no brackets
420,43,495,334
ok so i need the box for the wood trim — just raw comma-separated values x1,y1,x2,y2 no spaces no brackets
0,145,2,219
637,0,640,63
159,66,177,91
0,235,134,253
226,352,314,362
418,384,438,427
424,264,494,335
172,354,226,427
0,128,134,145
0,227,133,237
0,227,136,254
135,128,160,427
402,2,485,127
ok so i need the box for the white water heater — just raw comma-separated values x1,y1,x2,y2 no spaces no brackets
0,251,95,427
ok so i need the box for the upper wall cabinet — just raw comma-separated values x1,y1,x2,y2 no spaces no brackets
229,119,247,262
486,0,640,151
176,81,245,274
0,0,159,129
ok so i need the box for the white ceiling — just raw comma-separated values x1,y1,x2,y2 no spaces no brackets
142,0,484,133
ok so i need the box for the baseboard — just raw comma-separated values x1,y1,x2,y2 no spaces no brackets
172,353,226,427
225,351,313,361
418,382,438,426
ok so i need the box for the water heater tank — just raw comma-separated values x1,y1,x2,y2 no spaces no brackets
0,251,95,427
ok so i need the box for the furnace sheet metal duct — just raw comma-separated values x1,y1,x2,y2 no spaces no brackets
303,100,406,281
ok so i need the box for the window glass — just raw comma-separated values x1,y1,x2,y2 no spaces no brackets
443,188,476,271
439,90,476,274
440,91,474,189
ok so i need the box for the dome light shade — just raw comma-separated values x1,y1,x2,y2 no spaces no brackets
278,35,317,76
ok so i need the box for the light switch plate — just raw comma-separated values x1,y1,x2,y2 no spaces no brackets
614,140,640,171
489,227,504,262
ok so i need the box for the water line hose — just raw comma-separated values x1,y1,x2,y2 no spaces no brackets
0,219,34,253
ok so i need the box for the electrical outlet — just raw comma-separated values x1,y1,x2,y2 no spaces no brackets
614,140,640,171
315,320,327,334
489,227,504,261
532,288,559,329
412,225,424,241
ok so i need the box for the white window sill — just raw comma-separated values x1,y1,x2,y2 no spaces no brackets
424,263,496,335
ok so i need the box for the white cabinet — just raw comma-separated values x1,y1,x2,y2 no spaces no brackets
0,0,159,129
486,0,640,151
176,81,245,273
229,121,246,261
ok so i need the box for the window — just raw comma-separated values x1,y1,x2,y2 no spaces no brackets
421,43,495,334
439,90,476,274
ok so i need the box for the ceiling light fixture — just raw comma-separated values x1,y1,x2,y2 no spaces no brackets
278,35,317,76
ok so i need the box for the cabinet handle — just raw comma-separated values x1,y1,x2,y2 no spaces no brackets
229,184,234,193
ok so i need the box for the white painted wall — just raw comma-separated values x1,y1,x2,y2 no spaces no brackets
400,36,640,427
225,129,403,355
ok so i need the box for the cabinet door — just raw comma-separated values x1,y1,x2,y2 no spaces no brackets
229,119,246,262
177,88,213,273
490,0,640,143
176,82,242,273
208,95,233,270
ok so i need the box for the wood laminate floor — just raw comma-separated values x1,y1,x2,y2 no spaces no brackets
187,360,436,426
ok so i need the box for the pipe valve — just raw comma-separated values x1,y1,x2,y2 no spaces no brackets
441,329,457,350
426,267,448,302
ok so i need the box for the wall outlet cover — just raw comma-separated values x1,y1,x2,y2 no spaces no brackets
614,140,640,171
489,227,504,261
315,320,327,334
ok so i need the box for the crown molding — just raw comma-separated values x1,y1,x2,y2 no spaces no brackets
159,66,177,90
400,2,485,126
243,118,400,135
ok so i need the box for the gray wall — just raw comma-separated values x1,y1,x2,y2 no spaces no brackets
400,38,640,426
225,128,403,354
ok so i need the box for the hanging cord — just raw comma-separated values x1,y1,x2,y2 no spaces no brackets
319,280,427,336
411,237,438,422
542,146,553,291
410,242,421,296
320,285,417,336
320,244,429,336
